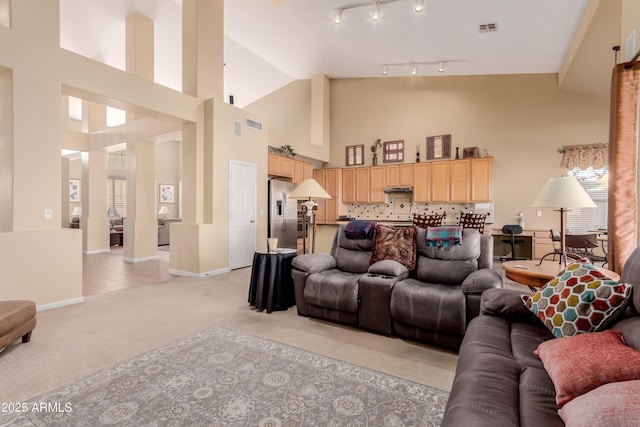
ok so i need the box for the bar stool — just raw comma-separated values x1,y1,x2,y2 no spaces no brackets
499,224,527,261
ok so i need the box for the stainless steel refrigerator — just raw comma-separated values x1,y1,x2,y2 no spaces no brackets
268,179,298,249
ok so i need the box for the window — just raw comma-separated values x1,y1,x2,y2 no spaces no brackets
566,167,608,233
107,176,127,219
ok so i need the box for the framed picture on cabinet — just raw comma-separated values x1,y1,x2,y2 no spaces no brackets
426,134,451,160
159,184,174,203
69,179,81,202
345,144,364,166
383,140,404,163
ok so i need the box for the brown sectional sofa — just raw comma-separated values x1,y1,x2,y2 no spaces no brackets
441,249,640,426
291,224,503,350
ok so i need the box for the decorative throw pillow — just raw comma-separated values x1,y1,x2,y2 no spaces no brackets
370,224,417,270
534,330,640,407
521,259,631,337
558,380,640,427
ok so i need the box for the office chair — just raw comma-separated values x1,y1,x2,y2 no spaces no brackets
499,224,528,261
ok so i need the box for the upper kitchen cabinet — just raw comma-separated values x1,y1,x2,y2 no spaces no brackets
370,166,385,203
450,160,470,203
470,158,493,202
430,161,450,202
293,160,313,184
268,153,294,178
413,163,431,202
384,164,413,187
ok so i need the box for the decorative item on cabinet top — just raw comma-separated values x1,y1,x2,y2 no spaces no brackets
426,134,451,160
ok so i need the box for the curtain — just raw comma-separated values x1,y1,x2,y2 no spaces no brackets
608,62,640,274
560,144,608,169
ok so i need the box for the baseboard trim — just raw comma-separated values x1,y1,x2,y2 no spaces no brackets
37,297,84,312
84,249,110,255
123,255,160,263
169,267,231,278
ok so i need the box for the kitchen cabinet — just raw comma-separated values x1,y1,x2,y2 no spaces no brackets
314,168,339,223
268,153,294,178
370,166,385,203
450,160,470,202
355,167,370,203
470,158,493,202
384,164,413,186
430,161,450,202
413,163,430,202
342,168,356,203
293,160,312,184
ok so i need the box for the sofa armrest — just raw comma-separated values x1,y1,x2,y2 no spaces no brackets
480,288,541,324
291,253,336,274
461,269,503,295
368,260,409,279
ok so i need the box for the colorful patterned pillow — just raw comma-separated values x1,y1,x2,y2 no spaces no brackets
558,380,640,426
534,330,640,407
521,259,631,337
370,225,417,270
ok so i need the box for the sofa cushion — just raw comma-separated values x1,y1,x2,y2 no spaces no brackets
303,270,361,313
416,228,481,260
291,254,336,274
558,380,640,427
368,260,409,279
370,224,417,270
534,329,640,407
391,279,466,335
334,225,375,274
522,259,632,337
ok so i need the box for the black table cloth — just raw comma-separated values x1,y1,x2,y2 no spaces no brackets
248,250,297,313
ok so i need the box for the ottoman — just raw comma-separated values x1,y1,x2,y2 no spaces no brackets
0,300,36,350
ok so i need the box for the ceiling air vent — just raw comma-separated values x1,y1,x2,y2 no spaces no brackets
246,118,263,132
479,23,498,33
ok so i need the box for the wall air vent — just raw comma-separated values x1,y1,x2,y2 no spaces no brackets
479,23,498,33
246,118,263,132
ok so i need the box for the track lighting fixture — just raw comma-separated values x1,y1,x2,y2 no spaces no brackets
333,0,423,24
380,60,451,76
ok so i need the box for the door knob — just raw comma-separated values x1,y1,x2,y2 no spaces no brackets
250,219,255,224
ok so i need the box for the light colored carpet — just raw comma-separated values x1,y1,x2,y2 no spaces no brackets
1,326,449,426
0,267,459,406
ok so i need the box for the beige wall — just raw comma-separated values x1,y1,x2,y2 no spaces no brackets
621,0,640,61
155,140,181,219
329,74,610,229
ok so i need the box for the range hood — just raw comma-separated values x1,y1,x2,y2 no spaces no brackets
384,186,413,193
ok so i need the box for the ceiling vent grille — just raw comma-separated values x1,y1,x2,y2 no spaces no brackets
479,23,498,33
246,118,263,132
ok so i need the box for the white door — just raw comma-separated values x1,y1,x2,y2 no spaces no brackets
229,161,256,269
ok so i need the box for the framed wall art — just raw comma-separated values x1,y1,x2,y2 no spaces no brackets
160,184,175,203
426,134,452,160
383,140,404,163
69,179,81,202
345,144,364,166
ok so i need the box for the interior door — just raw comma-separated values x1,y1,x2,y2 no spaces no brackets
229,161,256,269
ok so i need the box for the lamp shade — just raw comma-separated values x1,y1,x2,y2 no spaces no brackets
71,206,82,216
158,206,170,215
288,179,331,200
107,206,121,219
532,176,596,209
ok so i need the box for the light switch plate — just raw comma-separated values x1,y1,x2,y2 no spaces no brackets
44,208,53,220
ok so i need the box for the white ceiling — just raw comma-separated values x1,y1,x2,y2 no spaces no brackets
59,0,590,109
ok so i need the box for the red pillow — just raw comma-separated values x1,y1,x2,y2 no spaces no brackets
558,381,640,427
534,330,640,407
370,225,417,270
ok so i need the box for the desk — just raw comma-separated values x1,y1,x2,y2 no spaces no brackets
248,249,297,313
502,260,620,290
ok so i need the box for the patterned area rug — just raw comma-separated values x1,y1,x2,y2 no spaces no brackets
3,326,449,426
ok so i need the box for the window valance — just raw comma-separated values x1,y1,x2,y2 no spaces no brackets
559,143,608,170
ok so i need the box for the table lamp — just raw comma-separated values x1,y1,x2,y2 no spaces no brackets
158,205,169,219
288,178,331,254
71,206,82,218
532,176,596,266
107,206,121,229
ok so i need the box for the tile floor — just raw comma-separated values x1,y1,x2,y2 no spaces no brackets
82,248,171,296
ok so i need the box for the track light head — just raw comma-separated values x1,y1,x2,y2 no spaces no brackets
372,2,380,21
334,8,342,24
415,0,424,13
382,65,388,76
438,61,445,73
411,63,417,75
